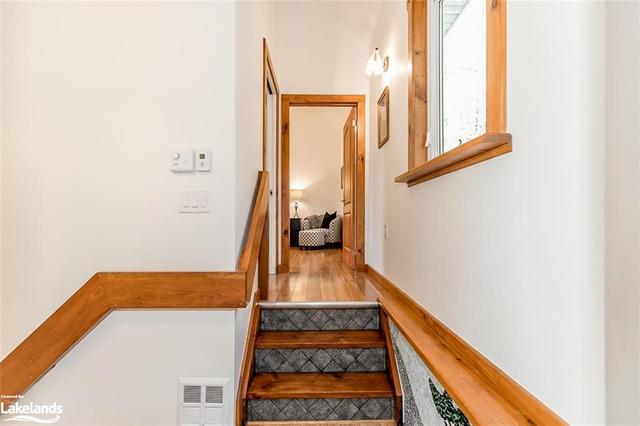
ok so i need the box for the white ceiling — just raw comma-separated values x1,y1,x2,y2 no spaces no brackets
275,0,387,45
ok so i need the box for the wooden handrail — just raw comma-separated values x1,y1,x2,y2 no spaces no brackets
0,171,270,407
237,170,270,298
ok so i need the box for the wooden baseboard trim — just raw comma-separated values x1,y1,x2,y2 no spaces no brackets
365,265,566,426
356,264,368,273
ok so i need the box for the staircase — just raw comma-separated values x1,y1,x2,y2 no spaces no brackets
243,302,402,425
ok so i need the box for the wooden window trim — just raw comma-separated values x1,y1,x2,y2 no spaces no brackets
398,0,511,186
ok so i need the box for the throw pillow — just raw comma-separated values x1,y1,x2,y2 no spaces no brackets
308,214,322,229
322,211,337,228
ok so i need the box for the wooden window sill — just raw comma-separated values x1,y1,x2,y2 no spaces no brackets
395,132,512,187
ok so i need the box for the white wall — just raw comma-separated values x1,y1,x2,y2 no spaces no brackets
1,2,239,423
366,1,605,423
605,2,640,424
18,311,236,426
290,107,349,219
273,1,377,95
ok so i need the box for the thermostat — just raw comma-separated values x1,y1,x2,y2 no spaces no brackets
195,149,211,172
170,150,195,173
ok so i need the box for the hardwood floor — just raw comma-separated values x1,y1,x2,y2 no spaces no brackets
268,248,377,302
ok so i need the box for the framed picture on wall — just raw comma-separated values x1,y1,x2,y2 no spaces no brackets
377,86,389,148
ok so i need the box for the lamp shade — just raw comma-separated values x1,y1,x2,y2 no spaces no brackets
290,189,303,202
366,48,384,76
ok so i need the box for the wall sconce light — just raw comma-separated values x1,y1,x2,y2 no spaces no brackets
365,47,389,76
290,189,304,218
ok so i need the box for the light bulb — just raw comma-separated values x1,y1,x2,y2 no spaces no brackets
366,48,384,76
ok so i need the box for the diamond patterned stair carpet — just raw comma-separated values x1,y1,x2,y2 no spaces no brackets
246,421,395,425
255,348,386,373
244,304,397,424
261,308,379,331
247,398,393,422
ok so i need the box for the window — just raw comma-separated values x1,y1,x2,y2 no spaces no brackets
396,0,511,186
432,0,487,156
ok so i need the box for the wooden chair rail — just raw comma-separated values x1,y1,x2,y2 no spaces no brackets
0,171,270,407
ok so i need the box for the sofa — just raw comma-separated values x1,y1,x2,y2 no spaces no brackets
298,214,342,249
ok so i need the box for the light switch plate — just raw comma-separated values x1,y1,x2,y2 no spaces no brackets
171,150,195,173
195,149,211,172
178,190,212,213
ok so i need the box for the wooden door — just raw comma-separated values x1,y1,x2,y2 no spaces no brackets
342,108,356,269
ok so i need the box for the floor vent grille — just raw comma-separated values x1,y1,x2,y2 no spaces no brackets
178,378,230,426
205,386,224,404
183,385,202,404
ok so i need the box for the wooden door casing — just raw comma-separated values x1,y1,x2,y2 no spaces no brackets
280,95,366,272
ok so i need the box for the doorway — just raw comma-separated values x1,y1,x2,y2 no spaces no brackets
279,95,366,273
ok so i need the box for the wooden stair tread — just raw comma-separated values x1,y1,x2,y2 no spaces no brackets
247,372,393,399
256,330,385,349
247,421,395,425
